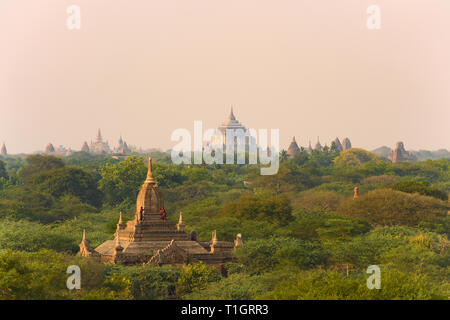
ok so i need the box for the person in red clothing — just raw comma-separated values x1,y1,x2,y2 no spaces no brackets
160,207,167,221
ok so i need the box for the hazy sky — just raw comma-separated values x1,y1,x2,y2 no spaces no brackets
1,0,449,154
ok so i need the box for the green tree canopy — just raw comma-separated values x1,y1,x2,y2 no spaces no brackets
177,262,221,295
31,167,103,207
337,189,449,227
221,193,294,225
390,180,448,201
0,160,8,180
18,155,65,183
98,156,147,206
334,148,380,167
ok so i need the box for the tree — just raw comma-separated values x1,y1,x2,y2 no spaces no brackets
31,167,103,207
280,150,289,163
184,273,267,300
18,155,65,183
107,264,180,299
337,189,448,227
233,238,326,275
98,156,147,206
261,268,439,300
316,218,371,241
221,193,294,225
390,180,448,201
0,160,8,180
177,262,221,295
153,163,186,188
334,148,379,167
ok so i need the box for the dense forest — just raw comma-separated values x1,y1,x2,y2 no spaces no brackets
0,147,448,300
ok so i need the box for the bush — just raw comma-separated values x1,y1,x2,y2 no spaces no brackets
31,167,103,207
390,180,448,201
316,218,371,241
361,175,399,186
98,156,147,206
221,194,293,225
0,219,78,252
291,190,345,213
107,264,180,299
177,262,222,295
185,273,267,300
234,238,326,274
262,268,442,300
18,155,65,184
336,189,448,227
334,149,379,167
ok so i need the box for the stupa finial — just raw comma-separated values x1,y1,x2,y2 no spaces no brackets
146,157,155,183
229,106,236,120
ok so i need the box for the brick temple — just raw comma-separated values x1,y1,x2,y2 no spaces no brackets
79,158,240,271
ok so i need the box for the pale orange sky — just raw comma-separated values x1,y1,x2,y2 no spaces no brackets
0,0,449,154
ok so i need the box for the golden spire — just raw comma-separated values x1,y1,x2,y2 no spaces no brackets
177,211,185,232
145,157,155,183
211,230,217,245
115,225,123,251
81,229,88,246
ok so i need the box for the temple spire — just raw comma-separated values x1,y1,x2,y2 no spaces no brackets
115,225,123,251
211,230,217,245
97,129,103,142
228,106,236,120
145,157,155,183
117,212,124,229
177,211,185,232
1,142,7,156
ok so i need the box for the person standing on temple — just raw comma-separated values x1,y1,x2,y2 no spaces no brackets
160,207,167,221
139,206,144,221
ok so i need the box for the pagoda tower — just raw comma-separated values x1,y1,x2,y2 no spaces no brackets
1,143,7,156
287,136,300,158
81,157,236,270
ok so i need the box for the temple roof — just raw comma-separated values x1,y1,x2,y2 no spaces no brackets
333,137,343,151
287,136,300,157
1,143,7,156
314,137,322,150
219,107,246,130
45,143,55,153
342,137,352,150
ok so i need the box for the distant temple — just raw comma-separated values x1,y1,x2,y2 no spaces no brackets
286,136,352,156
216,107,256,153
89,129,111,155
287,136,300,158
314,137,322,151
1,143,7,156
342,137,352,150
44,143,56,154
389,141,415,163
44,143,72,156
115,135,131,154
333,137,343,152
307,140,313,153
83,130,131,155
81,142,90,153
79,158,238,271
